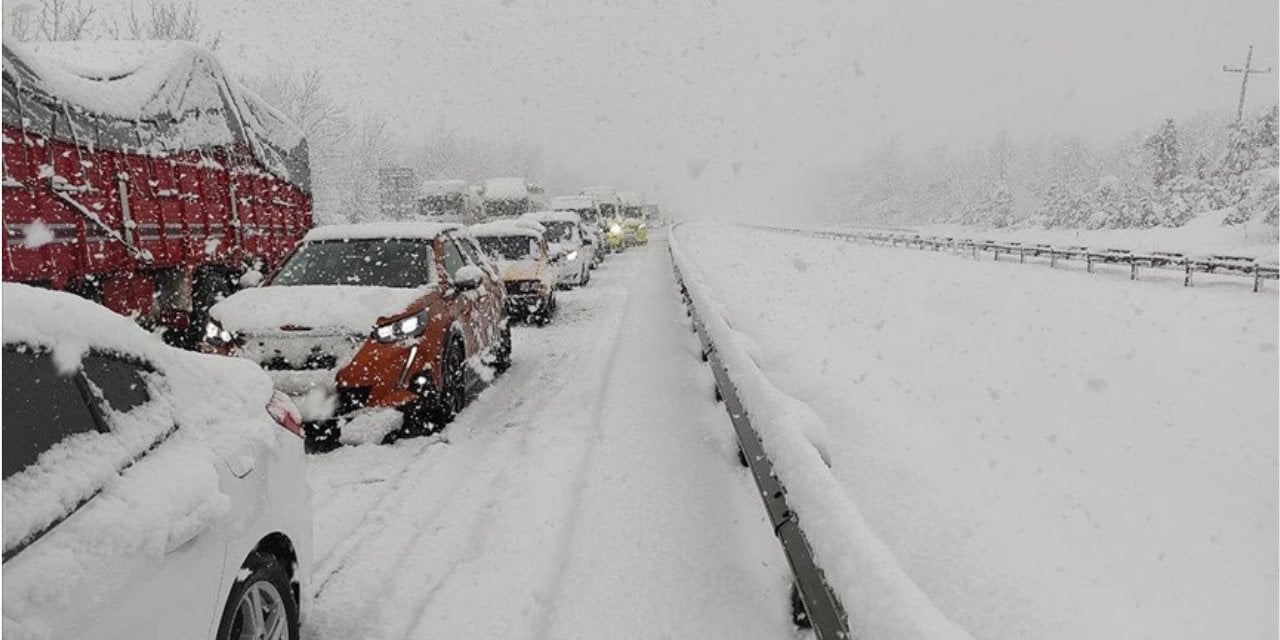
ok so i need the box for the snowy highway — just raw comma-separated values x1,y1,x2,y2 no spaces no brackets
303,242,795,640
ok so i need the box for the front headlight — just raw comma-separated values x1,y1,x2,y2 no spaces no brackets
609,224,621,234
566,250,578,262
372,310,427,343
204,319,235,347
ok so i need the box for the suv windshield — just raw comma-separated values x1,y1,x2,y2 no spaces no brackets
540,221,577,243
271,239,436,288
420,194,465,217
477,236,540,261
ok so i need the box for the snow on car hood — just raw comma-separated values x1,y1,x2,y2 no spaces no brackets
211,285,432,334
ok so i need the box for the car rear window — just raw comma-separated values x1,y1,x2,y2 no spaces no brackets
2,347,102,480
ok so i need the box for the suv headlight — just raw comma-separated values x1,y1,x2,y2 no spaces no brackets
204,319,235,347
566,250,578,262
372,310,428,343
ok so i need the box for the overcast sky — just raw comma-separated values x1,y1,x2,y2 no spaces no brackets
14,0,1279,213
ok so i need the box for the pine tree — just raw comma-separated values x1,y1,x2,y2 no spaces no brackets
1144,118,1180,187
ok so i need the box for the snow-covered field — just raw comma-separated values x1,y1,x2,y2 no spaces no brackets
674,221,1278,640
304,244,795,639
912,210,1277,261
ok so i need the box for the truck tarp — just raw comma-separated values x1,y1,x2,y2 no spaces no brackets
2,41,309,192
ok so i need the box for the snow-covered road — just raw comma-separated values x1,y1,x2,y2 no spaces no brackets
675,221,1278,640
303,241,794,640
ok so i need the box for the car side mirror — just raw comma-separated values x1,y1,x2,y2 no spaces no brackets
238,269,264,288
453,265,485,291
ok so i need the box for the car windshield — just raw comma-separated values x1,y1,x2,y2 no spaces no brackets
599,203,617,217
420,194,464,217
477,235,540,261
540,221,576,243
558,208,597,224
270,239,435,288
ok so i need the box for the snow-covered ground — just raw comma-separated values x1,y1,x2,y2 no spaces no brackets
674,221,1278,640
304,244,795,639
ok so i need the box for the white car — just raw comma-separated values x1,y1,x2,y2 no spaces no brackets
2,284,312,640
520,210,592,287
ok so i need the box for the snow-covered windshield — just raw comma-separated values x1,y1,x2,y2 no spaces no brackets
485,199,530,219
420,194,464,217
270,239,435,288
541,221,577,243
476,236,540,261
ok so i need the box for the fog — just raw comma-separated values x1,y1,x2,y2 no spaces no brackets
9,0,1278,218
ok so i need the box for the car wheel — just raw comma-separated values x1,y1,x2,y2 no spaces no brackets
493,322,512,374
435,337,467,424
215,551,298,640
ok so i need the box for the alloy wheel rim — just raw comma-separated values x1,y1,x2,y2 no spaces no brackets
232,581,288,640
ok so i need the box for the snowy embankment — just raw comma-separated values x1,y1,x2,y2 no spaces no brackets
673,221,1278,640
670,230,974,640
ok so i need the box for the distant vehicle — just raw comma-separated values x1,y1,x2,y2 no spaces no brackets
483,177,544,218
548,195,606,266
378,167,418,219
470,221,559,325
419,179,483,223
204,222,510,448
617,190,646,219
1,42,313,348
642,203,661,220
2,283,311,640
521,210,593,288
580,186,623,221
621,218,649,246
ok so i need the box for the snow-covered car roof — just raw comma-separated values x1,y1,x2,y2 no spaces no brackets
483,177,531,200
522,210,583,225
580,186,616,196
469,220,543,239
548,195,599,210
420,179,470,196
617,190,644,205
303,221,461,243
2,41,310,191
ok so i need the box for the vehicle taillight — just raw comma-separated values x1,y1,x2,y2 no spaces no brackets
266,391,304,438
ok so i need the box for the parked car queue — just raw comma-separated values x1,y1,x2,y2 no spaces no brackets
1,208,616,640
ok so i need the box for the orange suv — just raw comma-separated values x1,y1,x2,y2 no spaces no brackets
204,222,509,448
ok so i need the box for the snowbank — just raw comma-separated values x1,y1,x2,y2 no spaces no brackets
669,229,974,640
673,221,1278,640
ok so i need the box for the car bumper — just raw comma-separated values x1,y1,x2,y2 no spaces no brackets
505,293,550,317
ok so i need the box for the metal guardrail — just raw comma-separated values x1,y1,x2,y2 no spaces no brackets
670,246,852,640
741,223,1280,292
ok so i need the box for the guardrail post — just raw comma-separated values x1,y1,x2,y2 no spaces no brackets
993,247,1000,262
1050,251,1057,268
1019,247,1025,264
1184,261,1193,287
1087,254,1094,274
1254,267,1262,293
1130,261,1138,281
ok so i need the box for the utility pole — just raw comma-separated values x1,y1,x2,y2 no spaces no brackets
1223,45,1272,122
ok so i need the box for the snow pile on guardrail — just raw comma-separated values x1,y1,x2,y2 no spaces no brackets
669,230,973,640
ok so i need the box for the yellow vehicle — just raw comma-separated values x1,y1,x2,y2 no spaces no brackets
622,218,648,246
604,220,626,252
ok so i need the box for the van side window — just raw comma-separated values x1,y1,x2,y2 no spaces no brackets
82,353,152,415
441,237,468,280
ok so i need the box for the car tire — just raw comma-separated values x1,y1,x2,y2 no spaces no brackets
493,322,512,374
434,337,467,425
215,551,299,640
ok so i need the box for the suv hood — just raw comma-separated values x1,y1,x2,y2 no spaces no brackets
211,285,431,334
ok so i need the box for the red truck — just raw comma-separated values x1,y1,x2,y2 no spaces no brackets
2,41,311,346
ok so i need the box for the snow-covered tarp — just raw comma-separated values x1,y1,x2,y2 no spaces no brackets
2,41,310,191
304,221,460,243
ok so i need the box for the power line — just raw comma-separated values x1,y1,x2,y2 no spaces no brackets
1222,45,1272,122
